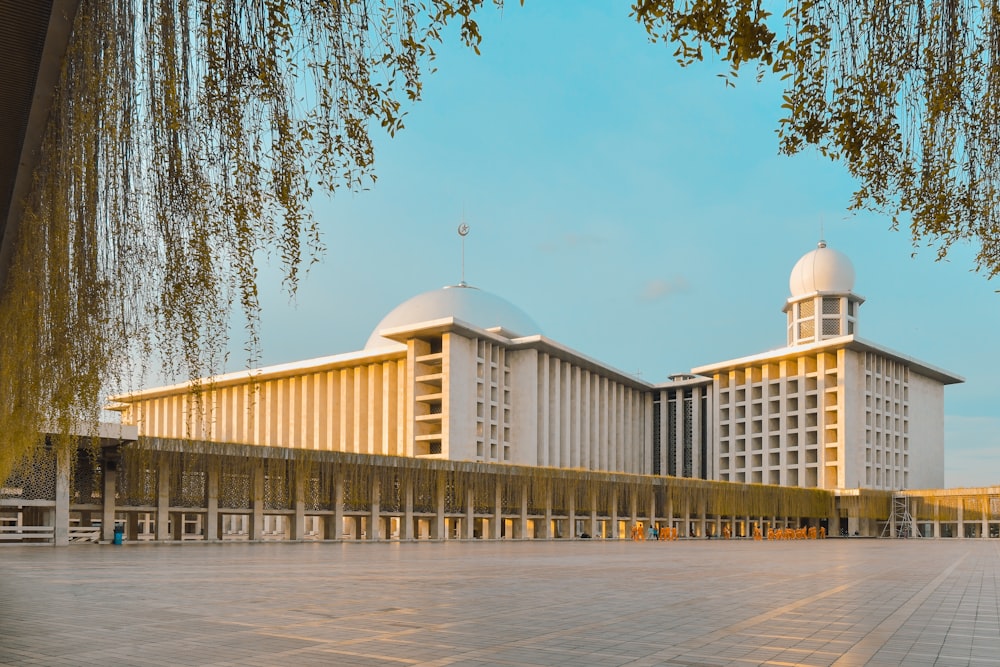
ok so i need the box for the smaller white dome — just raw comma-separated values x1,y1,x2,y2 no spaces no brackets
789,241,855,296
365,284,541,350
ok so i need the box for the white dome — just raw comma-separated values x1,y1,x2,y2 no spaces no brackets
789,241,855,297
365,284,541,350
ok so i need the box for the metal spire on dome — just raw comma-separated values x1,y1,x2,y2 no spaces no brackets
457,219,470,287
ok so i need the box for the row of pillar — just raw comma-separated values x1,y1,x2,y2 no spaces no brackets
82,456,820,543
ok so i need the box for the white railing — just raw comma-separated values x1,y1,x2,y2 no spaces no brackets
0,525,54,542
68,526,101,543
0,525,102,543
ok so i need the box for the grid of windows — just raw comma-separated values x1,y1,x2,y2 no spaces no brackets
655,386,706,479
716,353,839,489
667,397,678,476
652,398,661,475
475,339,511,463
786,295,859,346
413,337,444,457
863,352,909,489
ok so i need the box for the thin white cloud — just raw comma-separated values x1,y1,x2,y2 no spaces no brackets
641,276,690,302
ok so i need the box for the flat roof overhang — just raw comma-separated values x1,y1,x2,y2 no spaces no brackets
691,335,964,386
0,0,81,290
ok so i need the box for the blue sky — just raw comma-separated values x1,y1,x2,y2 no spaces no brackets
241,3,1000,488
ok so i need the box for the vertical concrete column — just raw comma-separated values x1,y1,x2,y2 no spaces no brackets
491,481,503,539
543,487,553,539
332,469,345,540
205,459,219,541
957,502,964,538
156,458,172,541
982,500,989,539
383,516,394,540
610,499,619,540
54,448,71,546
933,499,940,538
648,496,657,536
516,483,528,539
431,474,445,540
696,501,706,539
463,486,475,539
402,476,414,540
665,493,674,537
291,468,306,541
369,476,381,541
250,461,264,541
629,488,638,539
101,455,118,544
567,490,576,539
589,487,598,538
682,498,691,538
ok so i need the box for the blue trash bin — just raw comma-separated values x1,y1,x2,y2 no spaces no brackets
113,524,124,545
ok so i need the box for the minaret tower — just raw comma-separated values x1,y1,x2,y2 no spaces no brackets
784,240,864,346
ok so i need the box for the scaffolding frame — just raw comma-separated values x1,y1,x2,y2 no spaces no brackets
880,494,919,538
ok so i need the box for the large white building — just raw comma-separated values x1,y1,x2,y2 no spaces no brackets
684,241,961,491
111,241,962,494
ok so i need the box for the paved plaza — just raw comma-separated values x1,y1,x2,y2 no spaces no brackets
1,539,998,667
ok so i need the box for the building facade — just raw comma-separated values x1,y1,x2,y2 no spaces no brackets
687,241,960,491
112,285,652,475
1,242,980,545
108,242,961,494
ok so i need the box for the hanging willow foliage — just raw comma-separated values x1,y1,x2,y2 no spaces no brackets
634,0,1000,278
838,489,893,519
0,0,500,485
8,0,989,491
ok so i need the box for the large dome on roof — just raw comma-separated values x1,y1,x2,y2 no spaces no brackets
789,241,856,297
365,284,541,350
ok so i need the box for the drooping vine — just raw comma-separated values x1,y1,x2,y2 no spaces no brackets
635,0,1000,277
5,1,999,486
0,0,500,483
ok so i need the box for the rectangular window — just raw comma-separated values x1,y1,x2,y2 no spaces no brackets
652,398,661,475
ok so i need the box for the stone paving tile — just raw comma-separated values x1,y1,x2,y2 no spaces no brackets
2,539,1000,666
